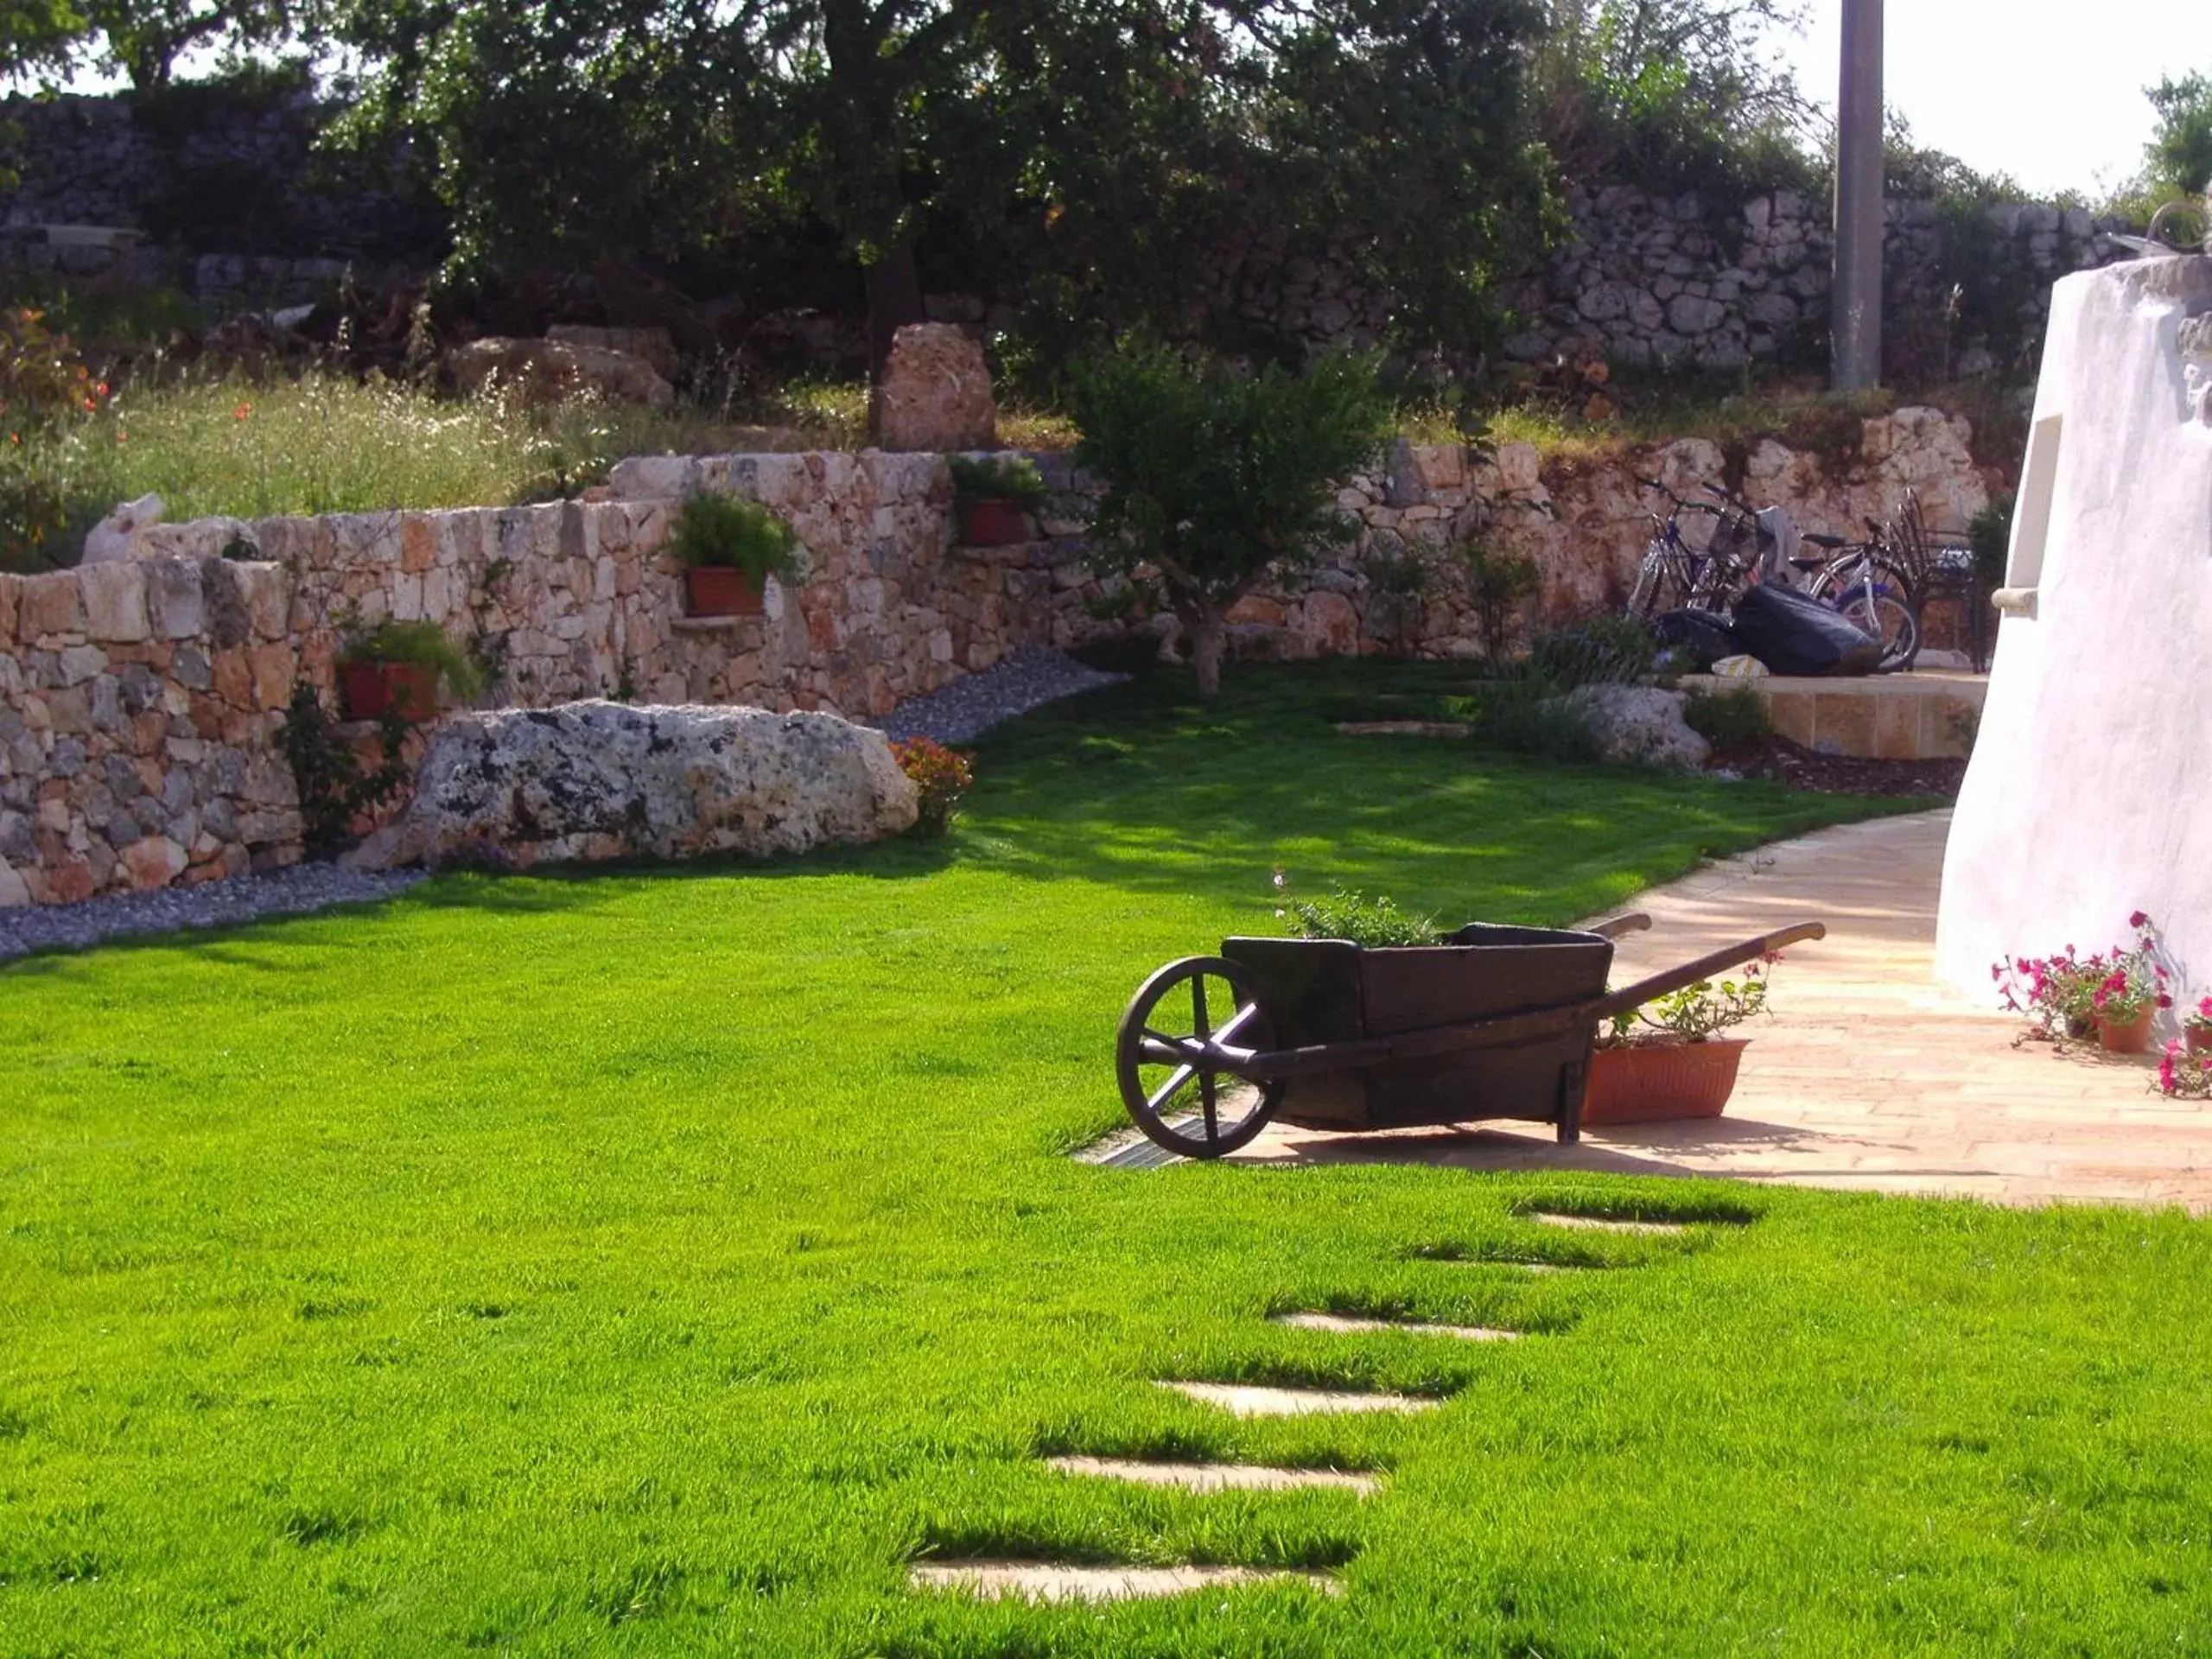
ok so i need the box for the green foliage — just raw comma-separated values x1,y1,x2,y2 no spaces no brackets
1285,883,1443,948
1529,0,1815,201
946,454,1050,511
668,493,802,583
2146,71,2212,196
1527,615,1658,689
334,0,1553,359
337,619,485,701
1681,684,1771,751
890,736,976,839
1458,540,1540,662
1968,493,2015,592
1452,679,1606,762
1612,963,1771,1043
274,681,412,851
1071,347,1391,695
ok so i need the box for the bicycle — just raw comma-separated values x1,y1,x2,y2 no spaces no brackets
1624,480,1761,620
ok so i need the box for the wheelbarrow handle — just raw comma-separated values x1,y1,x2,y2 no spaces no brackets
1586,912,1653,940
1590,920,1826,1023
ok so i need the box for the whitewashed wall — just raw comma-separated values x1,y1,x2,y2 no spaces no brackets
1937,257,2212,1007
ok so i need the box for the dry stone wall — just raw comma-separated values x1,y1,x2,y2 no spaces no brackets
0,413,1990,907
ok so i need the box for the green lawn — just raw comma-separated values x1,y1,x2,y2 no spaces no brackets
3,665,2205,1656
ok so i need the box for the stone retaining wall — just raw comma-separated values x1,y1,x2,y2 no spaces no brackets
0,412,1991,907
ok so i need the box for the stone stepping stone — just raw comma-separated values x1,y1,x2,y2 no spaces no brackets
1528,1211,1686,1235
1272,1312,1522,1342
1160,1380,1440,1417
910,1560,1341,1602
1045,1455,1382,1496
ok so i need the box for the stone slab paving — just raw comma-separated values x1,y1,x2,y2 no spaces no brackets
1527,1212,1687,1235
910,1561,1340,1601
1270,1313,1521,1341
1159,1381,1440,1417
1045,1456,1382,1496
1235,811,2212,1213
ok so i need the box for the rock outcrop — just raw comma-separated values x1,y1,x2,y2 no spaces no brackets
346,702,918,872
446,338,676,407
871,323,996,451
1564,685,1713,770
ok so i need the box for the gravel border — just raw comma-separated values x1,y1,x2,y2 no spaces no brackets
873,647,1124,744
1,649,1119,962
0,865,426,965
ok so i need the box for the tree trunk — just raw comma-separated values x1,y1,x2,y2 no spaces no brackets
1190,613,1226,699
863,237,925,383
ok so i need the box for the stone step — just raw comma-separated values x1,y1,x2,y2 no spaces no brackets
910,1560,1341,1602
1045,1455,1382,1495
1528,1211,1686,1235
1271,1312,1522,1341
1160,1380,1441,1417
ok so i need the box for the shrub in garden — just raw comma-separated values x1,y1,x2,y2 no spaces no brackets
1458,541,1540,663
946,454,1051,511
338,619,486,702
668,493,803,583
1071,347,1391,697
1682,685,1773,751
1283,884,1441,948
2,308,111,571
892,738,975,837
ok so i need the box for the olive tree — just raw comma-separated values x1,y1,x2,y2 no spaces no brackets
1070,349,1391,698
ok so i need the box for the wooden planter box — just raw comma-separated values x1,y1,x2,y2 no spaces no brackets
1220,925,1616,1139
1580,1039,1748,1125
340,660,438,723
958,499,1032,547
685,566,766,617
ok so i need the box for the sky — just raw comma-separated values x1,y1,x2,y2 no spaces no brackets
1776,0,2206,198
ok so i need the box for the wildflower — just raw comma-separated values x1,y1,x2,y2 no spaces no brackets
232,402,253,422
2131,910,2150,930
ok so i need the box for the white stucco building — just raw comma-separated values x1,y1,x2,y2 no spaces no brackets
1937,254,2212,1001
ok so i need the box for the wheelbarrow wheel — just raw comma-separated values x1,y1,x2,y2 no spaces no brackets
1116,957,1284,1159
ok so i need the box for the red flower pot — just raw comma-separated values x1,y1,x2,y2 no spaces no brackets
340,659,439,722
958,499,1033,547
2096,1011,2154,1054
2187,1027,2212,1056
1580,1039,1749,1126
684,566,766,617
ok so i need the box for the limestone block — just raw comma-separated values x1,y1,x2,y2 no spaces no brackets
1563,685,1711,770
348,702,918,872
146,559,206,639
18,572,86,641
118,833,188,889
79,493,164,564
547,324,680,377
77,563,149,643
871,325,997,452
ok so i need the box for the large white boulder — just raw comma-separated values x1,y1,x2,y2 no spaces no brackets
347,702,918,871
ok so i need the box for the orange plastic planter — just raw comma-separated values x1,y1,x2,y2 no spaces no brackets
1580,1039,1749,1126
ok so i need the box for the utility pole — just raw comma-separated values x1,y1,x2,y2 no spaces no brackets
1832,0,1885,390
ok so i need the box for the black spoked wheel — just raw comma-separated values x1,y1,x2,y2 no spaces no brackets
1114,957,1283,1160
1815,560,1920,671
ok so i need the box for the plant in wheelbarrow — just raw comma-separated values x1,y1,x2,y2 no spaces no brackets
1581,955,1778,1126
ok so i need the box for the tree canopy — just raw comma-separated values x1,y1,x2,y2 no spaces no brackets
2146,72,2212,199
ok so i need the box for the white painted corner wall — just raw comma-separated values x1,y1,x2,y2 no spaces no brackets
1937,256,2212,1008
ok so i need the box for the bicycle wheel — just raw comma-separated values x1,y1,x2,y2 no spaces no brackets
1815,560,1919,671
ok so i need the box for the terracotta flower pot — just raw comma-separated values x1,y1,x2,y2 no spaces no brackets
2187,1026,2212,1056
2096,1010,2154,1054
1580,1038,1749,1126
684,566,766,617
958,499,1032,547
340,659,439,723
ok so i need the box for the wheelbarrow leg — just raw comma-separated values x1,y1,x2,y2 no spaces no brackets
1555,1060,1585,1144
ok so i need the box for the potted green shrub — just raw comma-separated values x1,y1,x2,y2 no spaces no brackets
947,454,1052,547
336,620,484,722
1581,960,1775,1125
670,493,803,616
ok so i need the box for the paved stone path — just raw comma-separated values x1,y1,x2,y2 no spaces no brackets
1235,811,2212,1213
910,1561,1340,1601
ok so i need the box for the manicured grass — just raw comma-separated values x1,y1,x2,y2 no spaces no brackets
3,665,2204,1655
